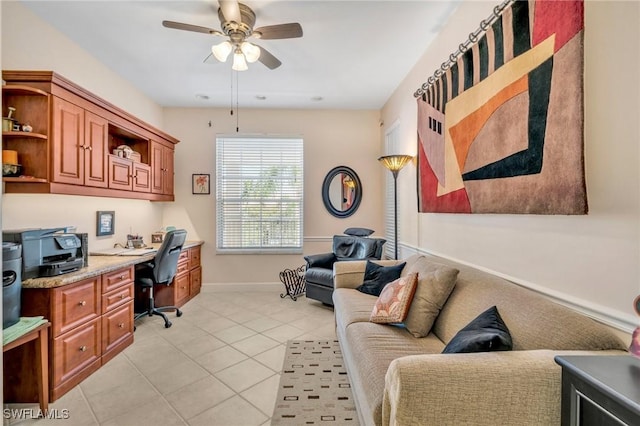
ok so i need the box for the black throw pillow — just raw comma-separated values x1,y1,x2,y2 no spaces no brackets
442,306,513,354
356,261,406,296
344,227,375,237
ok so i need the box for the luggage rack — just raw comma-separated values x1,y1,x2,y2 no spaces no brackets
279,265,306,301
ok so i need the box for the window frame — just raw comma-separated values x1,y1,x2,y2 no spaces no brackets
215,135,304,255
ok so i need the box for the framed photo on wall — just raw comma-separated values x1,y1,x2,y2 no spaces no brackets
96,211,115,236
192,173,210,194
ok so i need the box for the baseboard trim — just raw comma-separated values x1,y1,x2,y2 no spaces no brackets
401,244,636,334
201,282,283,293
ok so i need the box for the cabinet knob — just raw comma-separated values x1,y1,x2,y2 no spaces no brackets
87,146,92,151
119,275,125,279
79,301,87,306
118,323,125,328
79,345,87,352
119,294,125,299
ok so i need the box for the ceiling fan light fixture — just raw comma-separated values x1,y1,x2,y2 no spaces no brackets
232,50,248,71
240,42,260,63
212,41,233,62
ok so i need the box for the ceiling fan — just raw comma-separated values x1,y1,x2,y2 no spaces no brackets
162,0,303,70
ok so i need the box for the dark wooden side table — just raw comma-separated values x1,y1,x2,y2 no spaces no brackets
555,355,640,426
3,322,51,413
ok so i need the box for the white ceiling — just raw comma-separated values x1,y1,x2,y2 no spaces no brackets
21,0,459,109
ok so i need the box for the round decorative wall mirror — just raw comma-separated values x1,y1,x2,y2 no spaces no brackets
322,166,362,218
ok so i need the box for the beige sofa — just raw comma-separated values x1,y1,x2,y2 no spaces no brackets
332,254,628,426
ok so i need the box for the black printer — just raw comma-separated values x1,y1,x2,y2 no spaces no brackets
3,228,87,279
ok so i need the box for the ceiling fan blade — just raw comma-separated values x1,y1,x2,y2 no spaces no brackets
253,23,303,40
257,46,282,70
219,0,241,23
163,20,222,36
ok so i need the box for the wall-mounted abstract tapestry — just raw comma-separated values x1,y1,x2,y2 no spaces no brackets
416,0,587,214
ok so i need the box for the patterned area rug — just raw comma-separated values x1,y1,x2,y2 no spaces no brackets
271,340,359,425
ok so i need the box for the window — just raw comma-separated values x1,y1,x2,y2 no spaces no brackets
216,136,304,253
384,122,400,259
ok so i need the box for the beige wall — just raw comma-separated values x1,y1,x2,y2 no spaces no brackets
163,107,382,283
381,0,640,333
1,1,383,282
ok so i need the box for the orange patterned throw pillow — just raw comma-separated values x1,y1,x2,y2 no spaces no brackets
370,273,418,324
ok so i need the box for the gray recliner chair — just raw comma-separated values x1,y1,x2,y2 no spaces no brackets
304,229,385,305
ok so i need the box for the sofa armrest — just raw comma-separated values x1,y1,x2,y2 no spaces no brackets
333,259,399,290
304,252,337,269
382,349,627,426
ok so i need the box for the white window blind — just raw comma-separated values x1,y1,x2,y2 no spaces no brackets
216,136,304,253
384,123,400,259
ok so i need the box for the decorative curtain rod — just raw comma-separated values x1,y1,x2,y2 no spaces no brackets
413,0,514,98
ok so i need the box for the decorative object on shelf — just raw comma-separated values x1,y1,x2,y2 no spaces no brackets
113,145,133,159
379,155,413,260
2,163,22,177
3,106,16,132
96,211,115,236
21,124,32,133
279,265,306,301
192,173,210,194
415,0,587,215
2,150,18,165
322,166,362,218
631,295,640,358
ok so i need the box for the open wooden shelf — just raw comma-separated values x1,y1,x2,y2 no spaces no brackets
2,85,49,97
2,177,48,183
2,131,47,139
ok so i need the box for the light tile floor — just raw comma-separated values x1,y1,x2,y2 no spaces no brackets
3,287,336,426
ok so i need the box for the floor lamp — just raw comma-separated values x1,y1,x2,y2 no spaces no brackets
378,155,413,260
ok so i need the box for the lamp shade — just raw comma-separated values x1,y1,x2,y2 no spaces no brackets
378,155,413,174
232,50,248,71
212,41,233,62
240,42,261,63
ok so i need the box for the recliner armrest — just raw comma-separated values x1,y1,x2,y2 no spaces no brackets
304,252,337,269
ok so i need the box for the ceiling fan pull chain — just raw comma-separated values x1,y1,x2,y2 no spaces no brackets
236,70,240,133
230,68,234,116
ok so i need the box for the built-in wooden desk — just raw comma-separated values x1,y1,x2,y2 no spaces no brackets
7,241,203,402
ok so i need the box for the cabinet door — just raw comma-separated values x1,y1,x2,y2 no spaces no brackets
175,272,190,306
52,318,101,387
132,162,151,193
108,155,132,190
84,110,108,188
151,142,164,194
163,145,174,195
51,97,84,185
190,266,202,298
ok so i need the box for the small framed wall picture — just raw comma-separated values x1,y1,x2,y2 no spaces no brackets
96,211,115,236
192,173,210,194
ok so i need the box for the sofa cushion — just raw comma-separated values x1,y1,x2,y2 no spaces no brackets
338,321,445,426
428,256,627,351
442,306,513,353
403,259,460,337
370,273,418,324
333,288,379,331
357,261,406,296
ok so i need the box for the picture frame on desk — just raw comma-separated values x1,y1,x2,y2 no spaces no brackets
96,211,115,236
192,173,210,194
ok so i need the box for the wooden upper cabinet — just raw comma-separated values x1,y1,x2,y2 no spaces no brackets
151,141,174,195
51,97,84,185
2,70,179,201
84,111,108,188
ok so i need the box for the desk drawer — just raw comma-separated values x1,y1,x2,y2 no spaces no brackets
188,246,201,269
175,272,190,304
52,277,101,336
52,318,101,387
102,283,133,313
102,266,134,294
102,301,133,355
